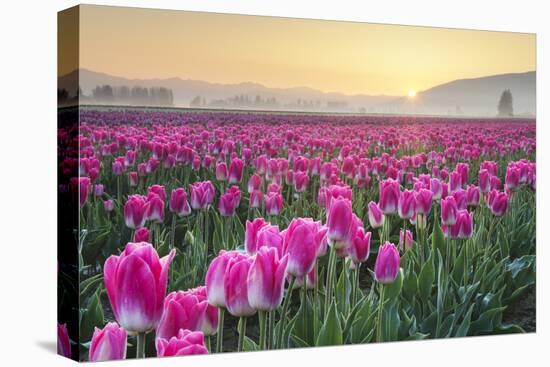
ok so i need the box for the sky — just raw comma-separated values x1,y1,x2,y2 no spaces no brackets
70,4,536,97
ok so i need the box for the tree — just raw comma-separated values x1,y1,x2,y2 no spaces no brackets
497,89,514,117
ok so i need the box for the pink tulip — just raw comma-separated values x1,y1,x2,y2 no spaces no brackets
228,158,244,184
156,287,218,340
449,171,462,193
156,329,209,357
368,201,385,229
466,185,481,206
430,178,442,200
216,162,228,181
205,250,248,308
399,229,414,251
57,323,71,359
219,187,240,217
89,322,127,362
169,188,191,216
265,191,283,216
249,190,263,208
478,169,491,193
348,228,371,266
248,174,262,193
189,181,215,210
245,218,268,255
452,189,468,210
94,184,104,197
129,172,139,187
505,166,521,191
124,195,148,229
414,188,433,215
457,210,474,239
398,190,416,220
104,199,114,212
224,255,256,317
146,192,165,223
133,227,150,242
374,242,400,284
327,197,354,249
292,267,317,289
76,177,91,208
256,223,284,255
379,179,400,215
247,246,289,311
294,171,310,193
441,196,458,226
148,184,167,201
282,218,322,278
489,190,509,216
104,242,175,333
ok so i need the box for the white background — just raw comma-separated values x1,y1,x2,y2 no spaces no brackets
0,0,547,365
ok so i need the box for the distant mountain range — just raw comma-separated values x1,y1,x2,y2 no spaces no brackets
58,69,535,117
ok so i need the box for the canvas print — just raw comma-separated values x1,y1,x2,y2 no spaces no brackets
57,5,536,362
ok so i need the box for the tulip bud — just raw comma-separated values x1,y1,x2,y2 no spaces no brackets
374,242,400,284
89,322,127,362
94,184,104,197
457,210,474,239
156,329,209,357
368,201,385,229
104,199,114,212
146,193,165,223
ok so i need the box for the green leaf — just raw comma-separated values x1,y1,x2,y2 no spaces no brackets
455,304,475,337
432,224,445,256
451,245,466,284
242,336,259,351
385,268,404,303
316,302,343,346
417,253,435,304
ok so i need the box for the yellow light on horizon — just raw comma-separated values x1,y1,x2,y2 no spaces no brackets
408,90,417,98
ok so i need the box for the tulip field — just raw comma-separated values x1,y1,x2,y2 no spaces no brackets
58,109,536,361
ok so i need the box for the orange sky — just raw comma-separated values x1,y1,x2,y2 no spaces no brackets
70,5,536,96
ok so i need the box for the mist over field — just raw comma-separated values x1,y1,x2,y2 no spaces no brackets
58,69,535,117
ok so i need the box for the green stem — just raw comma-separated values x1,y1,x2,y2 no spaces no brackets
136,332,146,359
216,308,225,353
205,336,211,353
258,311,267,350
376,284,385,343
276,277,295,349
324,245,336,313
170,214,176,250
237,317,247,352
267,310,275,350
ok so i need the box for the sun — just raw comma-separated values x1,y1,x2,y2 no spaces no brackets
408,90,417,98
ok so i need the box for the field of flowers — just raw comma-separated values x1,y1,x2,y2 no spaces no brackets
58,109,536,361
